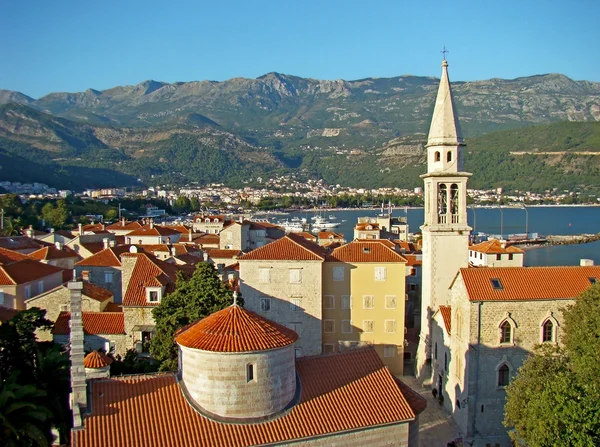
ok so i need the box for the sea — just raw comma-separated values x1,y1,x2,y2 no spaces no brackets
281,206,600,267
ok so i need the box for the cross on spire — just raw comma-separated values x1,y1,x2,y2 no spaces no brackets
441,45,449,61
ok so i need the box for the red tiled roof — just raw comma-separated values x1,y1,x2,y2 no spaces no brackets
394,378,428,415
355,223,380,231
52,311,125,335
121,253,185,307
328,240,407,263
0,259,64,285
239,234,326,261
126,224,181,237
394,240,420,253
206,249,241,259
144,244,200,255
78,242,105,255
105,221,143,231
356,238,396,249
193,234,220,244
470,239,523,254
82,224,105,232
0,236,43,251
174,254,203,265
0,247,29,264
194,215,226,223
28,245,81,261
104,303,122,312
80,281,113,302
84,351,113,368
318,231,344,239
76,246,138,267
404,255,422,266
55,230,76,239
74,347,416,447
295,231,317,241
460,266,600,301
176,305,298,352
439,305,451,334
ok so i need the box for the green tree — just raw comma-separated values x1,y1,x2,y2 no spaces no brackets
504,285,600,446
40,200,69,229
149,263,238,371
105,208,118,221
172,196,191,214
0,373,53,447
189,196,201,212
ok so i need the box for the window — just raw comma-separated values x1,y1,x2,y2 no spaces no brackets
146,287,161,303
375,267,387,281
384,345,396,358
289,269,302,284
508,254,514,261
434,151,441,162
333,266,344,281
363,295,374,309
384,320,396,333
409,284,418,292
341,295,351,309
498,364,510,387
0,291,4,305
491,278,503,290
24,285,31,299
246,363,255,382
385,295,397,309
341,320,352,334
323,295,335,309
447,151,452,162
542,320,554,342
362,320,374,333
324,320,335,333
290,298,302,311
323,344,335,354
500,320,512,344
260,297,271,312
496,254,502,261
259,268,271,284
37,281,44,295
148,291,159,302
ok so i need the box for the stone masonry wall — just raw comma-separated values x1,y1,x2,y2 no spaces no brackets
180,344,296,419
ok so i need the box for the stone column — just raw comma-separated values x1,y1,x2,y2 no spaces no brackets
68,280,86,428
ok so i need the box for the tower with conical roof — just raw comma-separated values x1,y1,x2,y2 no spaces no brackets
416,58,471,380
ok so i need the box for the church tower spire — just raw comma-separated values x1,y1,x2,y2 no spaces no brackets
416,58,471,381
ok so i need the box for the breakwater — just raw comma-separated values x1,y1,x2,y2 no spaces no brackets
510,234,600,250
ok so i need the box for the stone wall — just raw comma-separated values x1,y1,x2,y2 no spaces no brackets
239,260,323,356
75,266,122,302
179,344,296,419
55,333,129,357
286,420,414,446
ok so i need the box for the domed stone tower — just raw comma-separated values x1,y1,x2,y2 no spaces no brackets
83,350,112,379
175,301,299,421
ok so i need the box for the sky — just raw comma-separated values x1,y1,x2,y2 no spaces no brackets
1,0,599,99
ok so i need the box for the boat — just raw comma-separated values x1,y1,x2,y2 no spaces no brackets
328,215,337,220
277,219,307,233
312,215,340,229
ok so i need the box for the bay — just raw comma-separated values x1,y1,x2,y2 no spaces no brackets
284,206,600,267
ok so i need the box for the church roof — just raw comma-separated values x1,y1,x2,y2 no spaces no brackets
73,348,419,447
427,60,464,147
460,266,600,301
175,304,298,352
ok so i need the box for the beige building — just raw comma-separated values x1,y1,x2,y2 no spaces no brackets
323,240,407,375
125,223,182,245
238,234,326,357
432,265,600,447
192,215,229,234
468,239,524,267
28,242,82,269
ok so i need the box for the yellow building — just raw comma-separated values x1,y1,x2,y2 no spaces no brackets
323,240,407,375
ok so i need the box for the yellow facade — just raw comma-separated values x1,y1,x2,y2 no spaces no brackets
322,260,406,375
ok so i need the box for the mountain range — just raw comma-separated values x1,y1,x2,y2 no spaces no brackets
0,72,599,192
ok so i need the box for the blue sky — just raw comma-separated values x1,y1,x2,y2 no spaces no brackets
1,0,599,98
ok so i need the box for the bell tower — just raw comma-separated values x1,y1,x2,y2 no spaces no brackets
416,58,471,380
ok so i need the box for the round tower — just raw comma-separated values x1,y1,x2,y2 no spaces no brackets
83,350,112,379
175,303,298,421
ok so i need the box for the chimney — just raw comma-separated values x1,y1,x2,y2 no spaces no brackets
150,220,154,229
81,270,90,281
189,228,192,242
121,217,126,227
170,246,177,257
203,252,209,262
103,238,110,249
109,239,116,247
68,279,86,429
50,228,55,234
78,223,83,235
54,241,63,251
581,259,595,267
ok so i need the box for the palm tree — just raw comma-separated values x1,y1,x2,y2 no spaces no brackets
0,373,53,447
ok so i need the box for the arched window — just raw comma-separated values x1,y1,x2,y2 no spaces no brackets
542,320,554,342
447,151,452,162
246,363,255,382
438,184,447,215
434,151,441,162
498,364,510,387
450,184,459,215
500,320,512,344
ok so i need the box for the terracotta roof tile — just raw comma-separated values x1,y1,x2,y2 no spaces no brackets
460,266,600,301
355,223,380,231
470,239,524,254
74,347,416,447
78,242,104,254
0,247,30,264
80,281,113,302
328,240,407,263
84,351,113,368
55,230,76,239
0,236,43,251
206,249,242,259
126,224,181,237
318,231,344,239
239,234,326,261
105,221,143,231
53,311,125,335
0,259,64,285
104,303,122,312
295,231,317,241
28,245,81,261
193,234,220,245
176,305,298,352
394,377,428,415
82,224,105,232
439,305,451,334
404,254,422,266
76,246,139,267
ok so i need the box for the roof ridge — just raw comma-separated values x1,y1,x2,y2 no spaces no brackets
286,234,325,259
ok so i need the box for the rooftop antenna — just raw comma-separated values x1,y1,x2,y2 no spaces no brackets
441,45,449,61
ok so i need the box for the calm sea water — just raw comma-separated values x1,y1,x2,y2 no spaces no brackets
284,206,600,267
